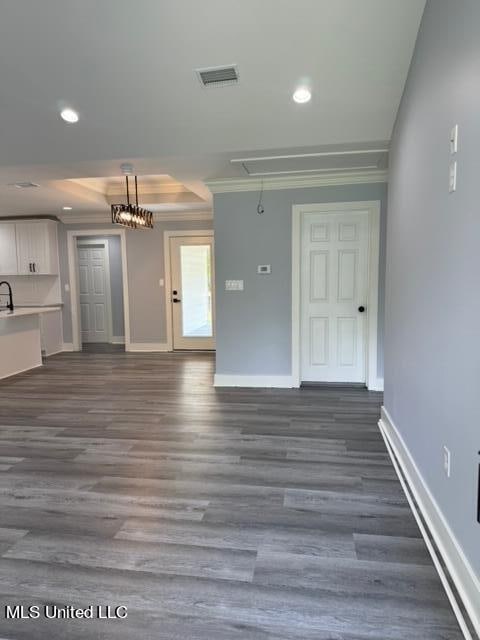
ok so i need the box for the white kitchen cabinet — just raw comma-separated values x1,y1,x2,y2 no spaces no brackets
15,220,59,275
0,223,18,275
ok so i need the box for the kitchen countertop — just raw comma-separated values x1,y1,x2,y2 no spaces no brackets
0,306,61,320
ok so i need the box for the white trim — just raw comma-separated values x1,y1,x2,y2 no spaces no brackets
60,210,213,225
163,229,215,352
206,170,388,194
43,347,64,357
230,149,389,164
214,374,294,388
291,200,381,390
110,336,125,344
76,238,113,344
368,376,384,392
379,407,480,639
128,342,169,352
0,363,43,380
67,228,131,352
62,342,74,352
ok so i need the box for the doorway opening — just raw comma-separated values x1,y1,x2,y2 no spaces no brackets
164,230,215,351
67,229,130,352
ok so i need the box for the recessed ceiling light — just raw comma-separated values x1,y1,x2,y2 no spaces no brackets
293,87,312,104
62,206,73,210
60,108,79,123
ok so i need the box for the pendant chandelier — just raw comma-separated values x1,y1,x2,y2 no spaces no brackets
111,174,153,230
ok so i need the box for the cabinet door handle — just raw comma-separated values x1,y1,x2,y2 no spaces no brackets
29,263,32,272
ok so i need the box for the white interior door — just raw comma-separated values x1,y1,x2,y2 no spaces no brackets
301,210,369,383
170,236,215,350
77,243,112,344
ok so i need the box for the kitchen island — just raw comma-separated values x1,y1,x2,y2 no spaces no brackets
0,307,61,380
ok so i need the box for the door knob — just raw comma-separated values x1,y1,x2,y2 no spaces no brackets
358,305,366,313
172,298,181,303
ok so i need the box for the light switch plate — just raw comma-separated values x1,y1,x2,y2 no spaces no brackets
225,279,244,291
449,161,457,192
450,124,458,154
257,264,271,274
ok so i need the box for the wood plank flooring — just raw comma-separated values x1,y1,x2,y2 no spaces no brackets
0,351,462,639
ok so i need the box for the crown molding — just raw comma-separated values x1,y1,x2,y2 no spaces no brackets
59,210,213,225
206,169,388,194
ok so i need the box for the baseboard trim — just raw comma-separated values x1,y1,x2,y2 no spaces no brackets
45,347,64,357
110,336,125,345
62,343,74,352
379,406,480,639
214,374,294,388
127,342,170,353
368,376,384,392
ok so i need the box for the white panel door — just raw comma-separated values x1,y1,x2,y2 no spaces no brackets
170,236,215,350
301,210,369,383
77,244,111,343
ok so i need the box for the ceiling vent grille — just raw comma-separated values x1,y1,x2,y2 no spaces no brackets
12,182,40,189
196,65,239,88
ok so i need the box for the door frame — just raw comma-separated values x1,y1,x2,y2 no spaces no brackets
76,238,113,344
67,228,131,351
163,229,214,351
291,201,381,390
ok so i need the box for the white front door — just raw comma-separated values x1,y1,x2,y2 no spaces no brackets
169,236,215,350
77,243,111,344
301,210,369,383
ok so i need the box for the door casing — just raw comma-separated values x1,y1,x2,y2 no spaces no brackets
163,229,214,351
292,201,382,390
77,239,113,344
67,228,130,352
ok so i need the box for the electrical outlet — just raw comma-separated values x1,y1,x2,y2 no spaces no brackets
449,161,457,193
443,446,451,478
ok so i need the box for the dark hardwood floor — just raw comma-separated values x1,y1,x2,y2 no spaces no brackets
0,351,462,639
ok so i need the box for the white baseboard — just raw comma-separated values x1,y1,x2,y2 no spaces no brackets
62,343,74,352
127,342,170,353
0,363,43,381
44,347,64,357
368,376,384,392
379,406,480,639
111,336,125,344
214,374,294,388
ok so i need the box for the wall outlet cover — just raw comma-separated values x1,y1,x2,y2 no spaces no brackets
449,161,457,193
443,445,451,477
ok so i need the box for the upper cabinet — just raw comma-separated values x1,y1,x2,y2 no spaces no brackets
0,223,18,274
0,220,59,276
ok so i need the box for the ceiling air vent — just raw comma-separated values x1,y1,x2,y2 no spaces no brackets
12,182,40,189
196,65,239,88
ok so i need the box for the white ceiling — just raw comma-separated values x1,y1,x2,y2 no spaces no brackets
0,0,425,217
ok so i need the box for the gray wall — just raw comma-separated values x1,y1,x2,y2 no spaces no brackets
214,183,387,376
77,235,125,338
385,0,480,576
59,219,213,344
